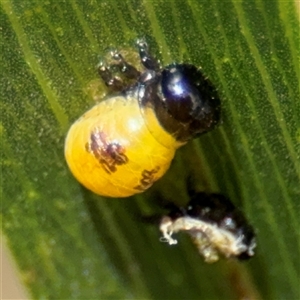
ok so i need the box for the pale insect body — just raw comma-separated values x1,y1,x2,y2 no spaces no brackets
159,192,256,263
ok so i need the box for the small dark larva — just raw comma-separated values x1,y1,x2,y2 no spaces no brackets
159,192,256,263
65,40,221,197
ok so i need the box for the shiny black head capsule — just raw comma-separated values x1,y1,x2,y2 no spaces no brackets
161,64,220,132
138,63,221,142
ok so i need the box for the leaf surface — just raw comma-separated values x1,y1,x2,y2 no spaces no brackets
1,1,299,299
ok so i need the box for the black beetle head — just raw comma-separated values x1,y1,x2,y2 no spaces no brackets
159,64,221,140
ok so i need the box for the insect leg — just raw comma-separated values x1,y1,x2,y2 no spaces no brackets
110,50,141,80
136,38,161,71
97,60,126,92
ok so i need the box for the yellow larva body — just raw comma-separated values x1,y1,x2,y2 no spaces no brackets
65,96,182,198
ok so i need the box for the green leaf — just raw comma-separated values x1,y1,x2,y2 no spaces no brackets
1,0,299,299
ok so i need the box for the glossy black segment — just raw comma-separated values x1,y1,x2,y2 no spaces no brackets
137,63,221,141
160,64,221,138
161,65,199,122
